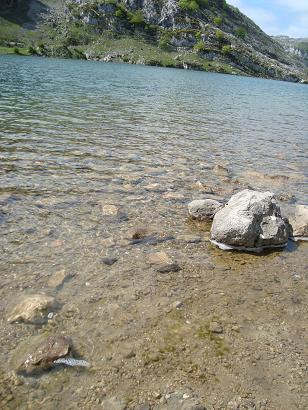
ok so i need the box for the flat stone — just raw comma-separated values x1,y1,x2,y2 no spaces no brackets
8,295,56,325
135,404,150,410
48,270,72,288
209,321,223,334
102,257,118,266
148,251,172,265
156,263,181,273
213,164,229,176
163,192,185,200
101,397,128,410
290,205,308,239
102,205,119,216
188,199,223,221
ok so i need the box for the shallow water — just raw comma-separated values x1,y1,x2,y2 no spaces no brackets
0,55,308,409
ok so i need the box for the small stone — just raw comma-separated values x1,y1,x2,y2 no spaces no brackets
148,251,171,265
102,257,118,266
135,405,150,410
213,164,229,176
128,226,149,240
123,350,136,359
156,263,181,273
8,295,56,325
144,183,161,191
188,199,223,221
163,192,185,200
102,205,119,216
101,397,127,410
48,269,72,288
183,393,190,399
172,301,183,309
290,205,308,239
209,321,223,334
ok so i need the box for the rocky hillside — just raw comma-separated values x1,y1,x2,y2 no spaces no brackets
273,35,308,68
1,0,307,82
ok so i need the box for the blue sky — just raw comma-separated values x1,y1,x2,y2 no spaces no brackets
228,0,308,38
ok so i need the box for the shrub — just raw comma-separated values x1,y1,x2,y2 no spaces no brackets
179,0,200,12
129,10,145,25
179,0,208,12
13,47,20,55
215,30,224,42
222,45,232,54
115,9,124,18
194,41,206,53
213,16,223,26
27,45,36,55
159,31,173,50
234,26,246,39
195,30,202,40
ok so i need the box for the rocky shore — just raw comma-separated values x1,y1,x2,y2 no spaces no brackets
2,184,308,409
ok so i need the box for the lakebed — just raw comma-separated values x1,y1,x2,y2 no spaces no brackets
0,55,307,409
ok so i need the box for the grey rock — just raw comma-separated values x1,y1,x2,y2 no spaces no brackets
153,391,205,410
290,205,308,239
135,405,151,410
188,199,223,221
156,263,181,273
101,396,128,410
210,189,290,251
209,321,223,334
102,257,118,266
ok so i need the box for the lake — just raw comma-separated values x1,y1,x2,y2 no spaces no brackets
0,55,307,409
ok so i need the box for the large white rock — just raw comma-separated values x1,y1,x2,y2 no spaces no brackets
210,189,290,251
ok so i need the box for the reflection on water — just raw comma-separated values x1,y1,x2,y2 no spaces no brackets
0,55,307,409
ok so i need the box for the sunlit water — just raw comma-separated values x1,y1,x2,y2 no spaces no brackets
0,55,307,409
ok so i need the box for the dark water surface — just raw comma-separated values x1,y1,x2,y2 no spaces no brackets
0,55,307,409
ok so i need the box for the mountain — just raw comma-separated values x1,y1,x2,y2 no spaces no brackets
0,0,307,82
273,36,308,68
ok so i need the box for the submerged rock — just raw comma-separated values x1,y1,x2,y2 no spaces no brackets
17,336,89,375
8,295,56,325
156,263,181,273
210,189,290,252
48,269,72,288
290,205,308,241
102,204,119,216
17,336,71,375
102,256,118,266
148,251,172,265
188,199,223,221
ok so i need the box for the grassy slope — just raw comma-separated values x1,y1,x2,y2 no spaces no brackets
78,35,245,75
0,46,30,55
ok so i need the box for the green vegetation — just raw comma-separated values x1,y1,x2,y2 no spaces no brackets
297,42,308,53
194,41,206,53
215,29,225,42
234,26,247,39
128,10,145,25
213,16,223,26
0,46,30,55
222,44,232,54
179,0,209,12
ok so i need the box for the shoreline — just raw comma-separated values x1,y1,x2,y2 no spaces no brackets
1,45,307,84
